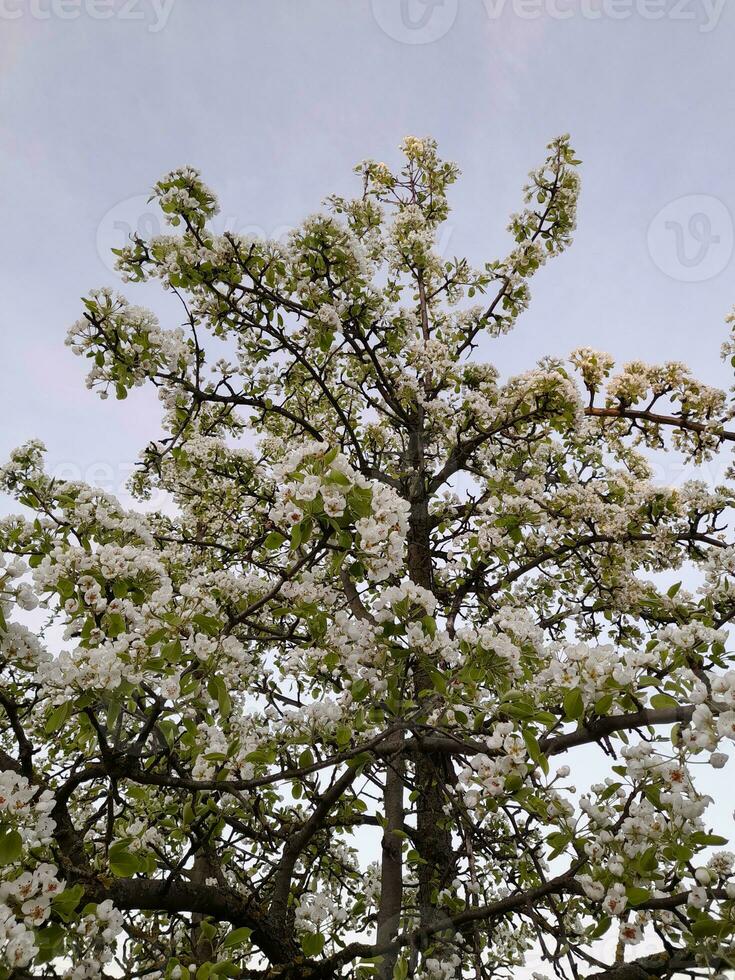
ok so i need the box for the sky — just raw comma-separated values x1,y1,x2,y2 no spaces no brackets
2,0,735,490
2,1,735,971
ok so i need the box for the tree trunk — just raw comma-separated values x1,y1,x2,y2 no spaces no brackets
376,740,405,978
406,428,456,938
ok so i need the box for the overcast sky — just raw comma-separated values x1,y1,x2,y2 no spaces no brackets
2,0,735,490
2,3,735,962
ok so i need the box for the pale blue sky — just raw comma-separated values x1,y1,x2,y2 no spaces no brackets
2,0,735,485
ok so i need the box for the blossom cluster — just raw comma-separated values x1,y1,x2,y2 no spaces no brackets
269,444,410,581
66,288,191,400
0,772,62,968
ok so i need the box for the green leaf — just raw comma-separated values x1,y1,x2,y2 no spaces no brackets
638,846,658,874
107,612,126,638
691,917,727,938
563,687,584,721
626,886,652,906
208,675,232,718
523,730,549,774
347,486,373,519
51,883,84,921
505,772,522,793
290,522,303,550
351,679,370,702
108,841,140,877
264,531,286,550
210,963,238,978
393,955,409,980
650,693,679,710
301,931,325,957
594,693,614,715
691,832,729,847
34,922,66,962
589,915,611,939
501,700,536,720
0,829,22,865
335,726,352,746
192,613,221,636
146,627,168,647
45,701,73,734
326,468,351,486
223,926,252,949
245,747,274,765
106,699,121,732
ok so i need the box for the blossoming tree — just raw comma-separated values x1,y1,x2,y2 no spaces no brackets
2,136,735,979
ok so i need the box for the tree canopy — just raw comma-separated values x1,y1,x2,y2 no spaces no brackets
2,135,735,979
